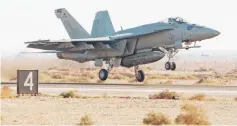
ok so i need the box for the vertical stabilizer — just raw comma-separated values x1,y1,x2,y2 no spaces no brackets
55,8,90,39
91,10,115,37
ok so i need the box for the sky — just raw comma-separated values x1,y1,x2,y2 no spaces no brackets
0,0,236,56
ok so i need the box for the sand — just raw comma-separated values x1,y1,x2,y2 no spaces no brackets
1,97,237,125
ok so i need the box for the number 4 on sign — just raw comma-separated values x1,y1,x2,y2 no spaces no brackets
24,72,34,90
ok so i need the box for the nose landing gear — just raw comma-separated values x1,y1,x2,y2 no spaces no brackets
165,48,178,71
165,62,176,71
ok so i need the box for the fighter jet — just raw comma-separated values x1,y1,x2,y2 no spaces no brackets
25,8,220,82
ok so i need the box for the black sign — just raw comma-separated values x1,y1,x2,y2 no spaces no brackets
17,70,38,94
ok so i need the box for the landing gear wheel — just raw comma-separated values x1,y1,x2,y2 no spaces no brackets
165,62,171,70
99,69,108,81
171,62,176,71
136,70,145,82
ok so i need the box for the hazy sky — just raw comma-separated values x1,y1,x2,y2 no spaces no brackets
0,0,236,55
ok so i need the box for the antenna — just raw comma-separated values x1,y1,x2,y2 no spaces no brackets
120,26,123,31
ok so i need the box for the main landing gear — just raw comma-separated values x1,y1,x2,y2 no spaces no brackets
99,69,108,81
98,59,145,82
98,59,114,81
134,65,145,82
165,48,178,71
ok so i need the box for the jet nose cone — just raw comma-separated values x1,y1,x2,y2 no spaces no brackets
203,28,220,39
212,30,220,37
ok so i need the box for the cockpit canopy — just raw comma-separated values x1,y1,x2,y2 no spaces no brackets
160,17,188,24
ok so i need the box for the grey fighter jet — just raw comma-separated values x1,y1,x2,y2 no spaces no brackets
25,8,220,82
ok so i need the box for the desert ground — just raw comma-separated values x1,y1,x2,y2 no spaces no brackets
1,83,237,125
1,52,237,125
1,95,237,125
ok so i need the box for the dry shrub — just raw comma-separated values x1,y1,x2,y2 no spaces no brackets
143,79,149,84
159,80,173,85
196,77,225,85
226,69,237,75
66,76,89,83
207,98,217,101
59,90,80,98
1,85,15,98
147,74,197,80
47,66,58,70
9,77,17,81
81,96,90,99
79,68,96,73
61,72,69,76
39,72,52,82
147,74,166,79
79,114,94,125
1,67,17,81
118,96,131,99
195,67,217,73
149,90,179,100
110,73,129,80
127,78,147,83
50,73,64,79
196,78,210,83
194,67,208,72
175,75,198,80
38,93,50,97
143,66,152,71
188,94,216,101
143,112,171,125
175,104,210,125
189,94,205,101
96,79,105,83
128,78,136,83
59,68,70,72
81,72,96,79
208,68,216,72
225,69,237,80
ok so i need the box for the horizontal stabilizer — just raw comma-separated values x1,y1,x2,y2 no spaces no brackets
25,37,113,44
181,46,201,50
20,50,63,53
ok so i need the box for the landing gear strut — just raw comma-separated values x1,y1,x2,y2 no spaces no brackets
165,48,178,71
134,66,145,82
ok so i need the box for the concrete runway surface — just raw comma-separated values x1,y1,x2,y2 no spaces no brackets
2,83,237,97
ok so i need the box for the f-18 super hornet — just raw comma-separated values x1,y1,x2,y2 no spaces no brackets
25,8,220,82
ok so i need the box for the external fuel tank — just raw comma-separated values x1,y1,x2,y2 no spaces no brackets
121,51,165,67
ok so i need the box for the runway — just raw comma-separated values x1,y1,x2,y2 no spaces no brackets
2,82,237,97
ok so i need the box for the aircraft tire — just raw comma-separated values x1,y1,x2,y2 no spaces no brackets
171,62,176,71
136,70,145,82
99,69,108,81
165,62,171,70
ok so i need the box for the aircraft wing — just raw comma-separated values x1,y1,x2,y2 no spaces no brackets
25,26,174,52
25,25,174,45
25,37,113,44
25,37,115,51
